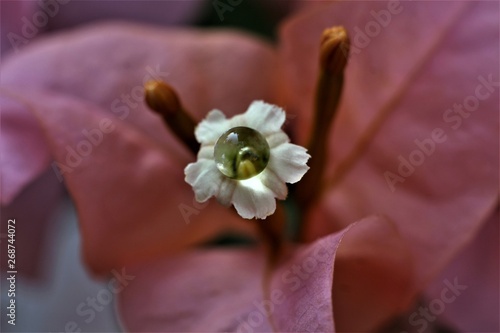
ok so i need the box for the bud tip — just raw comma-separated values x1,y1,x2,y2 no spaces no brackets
320,26,350,74
144,80,181,115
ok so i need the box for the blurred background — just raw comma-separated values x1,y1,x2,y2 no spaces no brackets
1,0,301,58
0,1,300,331
1,1,498,332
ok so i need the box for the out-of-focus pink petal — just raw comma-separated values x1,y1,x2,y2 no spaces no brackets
118,215,413,332
1,22,281,154
1,0,206,58
45,0,206,30
0,168,63,280
282,1,499,287
1,23,281,230
257,215,413,332
0,90,53,204
119,248,271,332
271,215,413,332
424,208,499,332
7,88,255,275
330,215,414,332
0,0,38,57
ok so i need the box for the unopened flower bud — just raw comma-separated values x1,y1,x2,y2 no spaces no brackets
144,80,182,114
144,80,198,153
319,26,350,75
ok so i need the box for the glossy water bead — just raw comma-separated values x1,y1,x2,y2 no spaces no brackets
214,126,270,180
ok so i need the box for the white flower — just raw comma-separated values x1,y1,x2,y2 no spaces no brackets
184,101,310,219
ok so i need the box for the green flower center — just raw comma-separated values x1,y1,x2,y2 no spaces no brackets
214,126,270,180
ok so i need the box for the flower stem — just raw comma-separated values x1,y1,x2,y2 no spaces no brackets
295,27,350,219
258,204,286,332
144,81,199,154
257,203,286,264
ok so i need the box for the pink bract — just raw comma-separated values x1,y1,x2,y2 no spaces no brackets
1,0,497,331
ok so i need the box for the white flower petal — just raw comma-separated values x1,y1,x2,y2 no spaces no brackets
259,169,288,200
197,145,214,160
232,178,276,219
184,159,223,202
239,101,286,136
217,178,237,207
194,109,231,145
265,131,290,148
228,113,247,128
268,143,310,184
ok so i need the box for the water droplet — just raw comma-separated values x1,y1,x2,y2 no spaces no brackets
214,127,270,180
